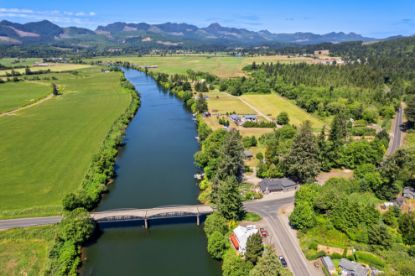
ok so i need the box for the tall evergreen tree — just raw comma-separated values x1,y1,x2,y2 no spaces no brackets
245,232,264,265
406,97,415,128
216,176,244,220
249,246,291,276
329,110,348,145
285,121,320,183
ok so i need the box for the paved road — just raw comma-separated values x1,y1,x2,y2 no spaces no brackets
0,216,61,230
244,197,316,276
387,106,403,155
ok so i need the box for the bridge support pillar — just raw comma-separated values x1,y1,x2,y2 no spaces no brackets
144,218,148,229
196,214,200,226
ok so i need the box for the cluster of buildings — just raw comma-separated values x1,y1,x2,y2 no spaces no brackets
229,114,257,126
322,256,382,276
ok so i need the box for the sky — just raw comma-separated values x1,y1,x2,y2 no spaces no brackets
0,0,414,38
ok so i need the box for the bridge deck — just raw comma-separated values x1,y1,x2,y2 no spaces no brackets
92,204,213,221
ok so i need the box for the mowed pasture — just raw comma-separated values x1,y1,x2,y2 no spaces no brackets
0,81,51,113
0,67,132,218
0,63,91,77
240,94,326,130
206,91,255,114
89,55,315,77
0,226,56,275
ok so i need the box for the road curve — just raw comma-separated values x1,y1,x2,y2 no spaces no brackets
244,197,316,276
386,106,403,155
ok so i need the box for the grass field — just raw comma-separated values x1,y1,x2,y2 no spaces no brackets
0,63,91,77
0,67,132,218
240,94,326,130
0,81,51,113
0,58,41,68
404,130,415,149
0,225,56,275
206,91,256,114
89,55,315,77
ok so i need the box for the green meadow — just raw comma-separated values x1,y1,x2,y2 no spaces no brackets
0,81,51,113
0,226,56,275
0,67,132,218
89,55,314,78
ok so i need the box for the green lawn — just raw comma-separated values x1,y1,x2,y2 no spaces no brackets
0,81,51,113
404,130,415,149
0,67,132,218
206,91,256,114
240,94,326,131
0,225,56,275
88,55,315,78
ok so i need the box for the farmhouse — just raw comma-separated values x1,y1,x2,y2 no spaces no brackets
259,178,297,193
403,186,415,199
243,115,257,122
229,114,241,124
339,258,369,276
230,225,258,254
321,256,336,275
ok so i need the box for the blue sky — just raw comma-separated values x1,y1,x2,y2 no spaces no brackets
0,0,414,38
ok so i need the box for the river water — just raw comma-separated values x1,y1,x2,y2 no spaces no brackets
80,69,221,275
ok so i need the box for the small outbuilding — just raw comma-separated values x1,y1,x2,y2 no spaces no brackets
243,115,257,122
243,150,253,159
259,178,297,193
403,186,415,199
230,225,258,254
321,256,336,275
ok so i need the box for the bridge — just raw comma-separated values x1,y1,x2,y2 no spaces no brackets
0,205,214,230
92,204,213,228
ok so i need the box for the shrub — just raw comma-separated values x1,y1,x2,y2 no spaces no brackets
207,231,227,259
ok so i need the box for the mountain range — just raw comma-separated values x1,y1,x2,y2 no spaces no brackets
0,19,375,48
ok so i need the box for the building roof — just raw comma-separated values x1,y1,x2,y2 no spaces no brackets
259,178,296,192
243,115,257,120
403,186,415,196
233,225,258,253
322,256,335,272
339,258,369,276
230,114,240,120
244,150,253,158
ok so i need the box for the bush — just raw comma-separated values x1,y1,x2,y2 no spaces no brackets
58,208,95,245
243,121,276,128
277,112,290,125
207,231,227,259
204,212,228,236
355,251,385,269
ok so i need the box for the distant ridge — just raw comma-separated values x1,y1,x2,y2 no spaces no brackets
0,19,377,48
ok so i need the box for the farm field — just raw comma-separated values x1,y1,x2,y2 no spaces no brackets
89,55,315,77
206,91,256,114
0,67,132,218
240,94,326,130
0,81,51,113
0,225,56,276
0,58,41,68
0,63,91,77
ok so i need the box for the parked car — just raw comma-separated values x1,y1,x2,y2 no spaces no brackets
259,227,269,237
279,256,288,267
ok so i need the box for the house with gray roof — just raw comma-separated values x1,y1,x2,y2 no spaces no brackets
403,186,415,199
321,256,336,275
339,258,369,276
259,178,297,193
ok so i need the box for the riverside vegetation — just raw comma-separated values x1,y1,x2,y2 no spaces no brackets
0,65,140,275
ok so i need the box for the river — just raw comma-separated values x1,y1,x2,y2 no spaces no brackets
80,69,221,275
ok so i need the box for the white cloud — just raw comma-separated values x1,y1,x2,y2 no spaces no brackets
0,7,97,27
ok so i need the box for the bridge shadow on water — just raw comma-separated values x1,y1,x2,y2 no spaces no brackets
84,215,208,247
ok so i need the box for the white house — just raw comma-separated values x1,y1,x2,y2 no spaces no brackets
230,225,258,254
